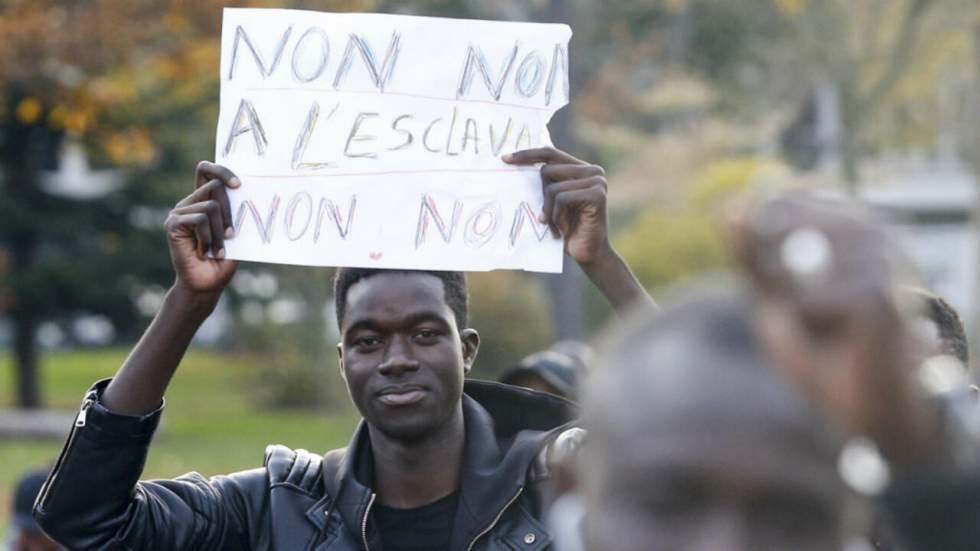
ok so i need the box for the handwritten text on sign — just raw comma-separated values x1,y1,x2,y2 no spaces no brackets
216,9,571,272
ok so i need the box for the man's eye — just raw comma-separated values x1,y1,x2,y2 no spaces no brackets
415,329,439,340
356,336,382,347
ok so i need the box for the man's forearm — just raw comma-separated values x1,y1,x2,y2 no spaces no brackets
102,284,220,415
580,245,656,315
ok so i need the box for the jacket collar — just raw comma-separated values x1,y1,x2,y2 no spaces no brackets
319,380,577,548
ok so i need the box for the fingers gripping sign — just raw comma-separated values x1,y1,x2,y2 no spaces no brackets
503,147,611,264
164,161,242,295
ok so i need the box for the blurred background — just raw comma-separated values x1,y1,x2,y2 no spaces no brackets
2,0,979,537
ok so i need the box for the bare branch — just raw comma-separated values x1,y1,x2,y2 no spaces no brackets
857,0,936,114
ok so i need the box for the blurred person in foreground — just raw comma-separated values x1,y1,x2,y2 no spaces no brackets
32,149,654,551
6,469,61,551
498,341,592,400
867,286,977,551
580,192,980,551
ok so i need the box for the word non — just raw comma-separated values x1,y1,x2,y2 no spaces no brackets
233,192,550,249
229,25,569,104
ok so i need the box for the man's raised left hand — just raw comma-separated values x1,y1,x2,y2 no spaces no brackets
504,147,612,265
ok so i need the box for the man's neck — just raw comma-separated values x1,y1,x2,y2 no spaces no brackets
369,406,466,509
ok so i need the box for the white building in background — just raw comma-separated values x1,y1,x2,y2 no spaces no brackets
41,138,124,199
860,159,978,328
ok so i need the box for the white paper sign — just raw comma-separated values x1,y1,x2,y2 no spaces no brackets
215,8,571,272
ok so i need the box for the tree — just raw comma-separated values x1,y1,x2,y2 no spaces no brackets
0,0,228,408
775,0,949,190
614,157,777,292
0,0,389,409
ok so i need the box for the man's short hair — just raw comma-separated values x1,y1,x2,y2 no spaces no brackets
333,268,469,330
908,287,969,365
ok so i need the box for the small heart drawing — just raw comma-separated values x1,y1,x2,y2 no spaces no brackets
369,252,383,261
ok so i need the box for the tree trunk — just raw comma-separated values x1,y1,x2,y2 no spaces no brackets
8,228,41,409
3,91,45,409
838,77,862,195
539,0,585,341
840,126,861,193
12,312,40,409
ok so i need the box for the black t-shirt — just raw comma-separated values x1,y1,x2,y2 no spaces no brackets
372,491,459,551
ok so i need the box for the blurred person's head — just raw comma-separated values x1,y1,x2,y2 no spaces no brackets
498,341,591,399
580,287,851,551
10,469,60,551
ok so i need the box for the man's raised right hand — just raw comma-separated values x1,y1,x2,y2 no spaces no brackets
164,161,240,297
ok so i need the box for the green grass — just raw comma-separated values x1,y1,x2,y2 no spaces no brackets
0,348,361,539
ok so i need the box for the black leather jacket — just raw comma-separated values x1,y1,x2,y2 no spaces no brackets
34,379,578,551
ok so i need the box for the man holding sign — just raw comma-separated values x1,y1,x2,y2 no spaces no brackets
33,9,652,551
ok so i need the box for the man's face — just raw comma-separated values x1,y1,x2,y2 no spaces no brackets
339,272,477,442
583,345,847,551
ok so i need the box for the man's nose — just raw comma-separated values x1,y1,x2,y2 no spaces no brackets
378,336,420,376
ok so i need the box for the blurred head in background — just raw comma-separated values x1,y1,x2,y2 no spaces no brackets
499,340,592,400
8,468,61,551
579,288,852,551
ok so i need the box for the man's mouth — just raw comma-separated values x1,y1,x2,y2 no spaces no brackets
376,385,428,406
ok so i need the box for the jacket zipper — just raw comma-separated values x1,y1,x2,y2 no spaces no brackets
75,396,94,427
361,492,376,551
465,486,524,551
37,393,96,510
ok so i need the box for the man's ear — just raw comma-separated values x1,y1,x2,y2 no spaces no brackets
336,343,347,382
460,328,480,374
